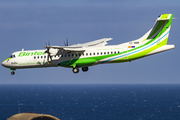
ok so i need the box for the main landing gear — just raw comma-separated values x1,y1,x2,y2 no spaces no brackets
82,67,88,72
72,67,79,73
72,67,89,73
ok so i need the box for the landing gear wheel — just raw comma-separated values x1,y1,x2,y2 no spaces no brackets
11,71,15,75
73,67,79,73
82,67,88,72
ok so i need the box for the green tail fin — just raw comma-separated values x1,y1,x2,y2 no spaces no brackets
147,14,173,45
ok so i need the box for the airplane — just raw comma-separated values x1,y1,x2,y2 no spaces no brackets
2,14,175,75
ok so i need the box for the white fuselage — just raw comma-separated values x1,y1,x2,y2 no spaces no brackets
2,45,127,69
1,14,175,74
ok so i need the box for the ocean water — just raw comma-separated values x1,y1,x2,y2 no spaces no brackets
1,84,180,120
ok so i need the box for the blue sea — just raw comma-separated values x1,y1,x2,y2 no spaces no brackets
1,84,180,120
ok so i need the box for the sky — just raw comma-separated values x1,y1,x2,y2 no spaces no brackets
0,0,180,84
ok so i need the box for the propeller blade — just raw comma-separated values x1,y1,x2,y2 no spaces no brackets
50,56,52,61
48,41,50,46
63,40,66,46
63,38,69,46
44,41,52,64
66,38,68,46
47,54,50,64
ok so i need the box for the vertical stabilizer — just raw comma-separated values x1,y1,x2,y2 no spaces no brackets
146,14,173,45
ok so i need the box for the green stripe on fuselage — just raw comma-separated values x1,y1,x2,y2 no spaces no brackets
3,58,12,62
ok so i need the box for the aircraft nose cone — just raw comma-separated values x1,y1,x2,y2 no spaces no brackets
1,61,6,67
2,60,12,68
2,60,9,68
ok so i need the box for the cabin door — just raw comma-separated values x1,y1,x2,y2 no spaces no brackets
123,46,129,60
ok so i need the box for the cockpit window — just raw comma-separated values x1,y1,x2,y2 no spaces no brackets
9,55,16,58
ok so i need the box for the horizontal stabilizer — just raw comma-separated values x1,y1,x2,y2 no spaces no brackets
146,45,175,56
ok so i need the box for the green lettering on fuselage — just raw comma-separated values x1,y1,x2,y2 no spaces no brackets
37,52,42,55
18,52,25,57
18,51,45,57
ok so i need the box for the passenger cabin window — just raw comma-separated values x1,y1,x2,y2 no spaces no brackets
34,56,36,59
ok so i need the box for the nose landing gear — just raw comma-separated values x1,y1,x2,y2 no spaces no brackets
11,71,15,75
10,68,16,75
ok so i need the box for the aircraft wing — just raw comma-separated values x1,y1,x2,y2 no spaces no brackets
70,38,113,47
45,38,113,52
46,46,86,51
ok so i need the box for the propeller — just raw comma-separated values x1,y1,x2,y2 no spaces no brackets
63,38,68,46
44,41,52,64
44,38,69,64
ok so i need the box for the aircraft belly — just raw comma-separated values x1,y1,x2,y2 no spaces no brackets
13,63,56,69
58,58,97,67
76,58,97,67
10,58,58,69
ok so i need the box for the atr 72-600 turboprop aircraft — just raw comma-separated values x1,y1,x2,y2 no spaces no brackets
2,14,175,75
